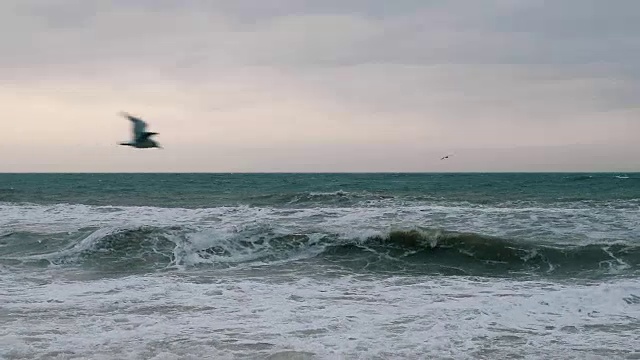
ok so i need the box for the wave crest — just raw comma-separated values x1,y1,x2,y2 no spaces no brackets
2,226,637,277
343,229,637,275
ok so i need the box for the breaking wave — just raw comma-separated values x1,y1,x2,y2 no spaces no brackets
243,190,395,207
2,226,637,278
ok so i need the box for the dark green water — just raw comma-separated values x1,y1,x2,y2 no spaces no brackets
0,172,638,207
1,173,639,359
0,173,638,278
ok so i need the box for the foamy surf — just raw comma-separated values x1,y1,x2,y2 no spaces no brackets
3,228,636,280
1,173,639,359
1,270,639,359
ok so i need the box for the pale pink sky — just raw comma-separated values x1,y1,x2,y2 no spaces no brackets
1,0,639,172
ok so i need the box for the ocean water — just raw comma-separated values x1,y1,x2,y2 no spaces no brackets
0,173,639,359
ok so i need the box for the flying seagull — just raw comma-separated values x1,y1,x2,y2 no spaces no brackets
118,112,161,149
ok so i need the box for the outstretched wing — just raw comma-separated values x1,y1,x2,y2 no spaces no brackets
119,112,148,141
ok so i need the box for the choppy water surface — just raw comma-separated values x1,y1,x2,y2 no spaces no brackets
1,173,639,359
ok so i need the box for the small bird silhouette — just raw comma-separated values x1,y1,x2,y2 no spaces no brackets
118,112,162,149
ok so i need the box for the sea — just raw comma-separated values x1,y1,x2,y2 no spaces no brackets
0,173,639,360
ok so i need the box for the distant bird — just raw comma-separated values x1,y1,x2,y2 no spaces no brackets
118,112,161,149
440,154,453,160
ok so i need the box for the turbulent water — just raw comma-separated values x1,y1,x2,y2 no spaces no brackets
1,173,639,359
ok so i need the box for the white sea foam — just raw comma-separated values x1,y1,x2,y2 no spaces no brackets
1,270,639,359
1,200,639,358
0,201,637,246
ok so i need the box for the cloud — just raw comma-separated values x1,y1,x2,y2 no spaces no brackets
0,0,638,171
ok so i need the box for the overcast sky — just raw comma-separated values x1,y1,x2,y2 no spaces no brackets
1,0,639,172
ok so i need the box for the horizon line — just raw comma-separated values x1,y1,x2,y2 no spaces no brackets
0,171,638,175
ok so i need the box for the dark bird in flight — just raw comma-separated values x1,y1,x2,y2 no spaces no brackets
118,112,162,149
